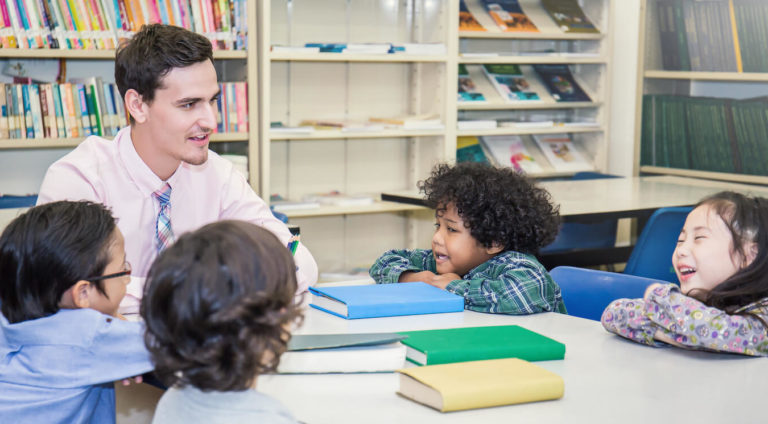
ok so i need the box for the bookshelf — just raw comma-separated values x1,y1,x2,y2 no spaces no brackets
634,0,768,184
0,0,260,193
455,0,613,178
255,0,615,272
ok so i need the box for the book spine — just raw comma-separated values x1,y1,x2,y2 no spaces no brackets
39,84,51,138
21,85,34,138
235,81,246,132
30,84,44,138
51,83,66,138
215,82,223,133
0,84,7,139
227,82,236,132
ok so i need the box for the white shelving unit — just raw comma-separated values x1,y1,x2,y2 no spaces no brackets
456,0,613,179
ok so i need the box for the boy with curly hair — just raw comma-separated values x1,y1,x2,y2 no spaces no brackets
141,221,302,423
370,162,566,314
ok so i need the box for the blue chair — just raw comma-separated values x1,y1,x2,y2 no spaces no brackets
623,206,692,284
550,266,664,321
541,172,620,253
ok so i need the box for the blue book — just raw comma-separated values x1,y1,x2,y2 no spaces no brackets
309,282,464,319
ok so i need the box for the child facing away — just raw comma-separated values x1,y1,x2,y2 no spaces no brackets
602,191,768,356
369,162,566,314
0,201,153,423
141,220,302,424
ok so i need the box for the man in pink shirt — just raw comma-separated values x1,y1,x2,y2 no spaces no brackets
38,24,318,314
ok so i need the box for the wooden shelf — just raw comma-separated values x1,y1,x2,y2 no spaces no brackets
269,129,445,140
640,166,768,186
456,126,603,137
459,55,605,64
644,70,768,82
458,101,600,110
283,201,427,218
270,53,447,63
459,31,603,40
0,132,248,149
0,49,246,60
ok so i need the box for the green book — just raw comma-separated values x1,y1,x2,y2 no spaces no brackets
398,325,565,366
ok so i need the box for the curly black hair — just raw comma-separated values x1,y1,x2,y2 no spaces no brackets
419,162,560,255
140,220,302,391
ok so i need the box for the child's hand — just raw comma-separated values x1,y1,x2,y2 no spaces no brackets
427,273,462,289
120,375,143,386
398,270,437,283
643,283,663,299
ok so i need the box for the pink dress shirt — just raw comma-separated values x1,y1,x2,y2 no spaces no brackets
38,127,318,314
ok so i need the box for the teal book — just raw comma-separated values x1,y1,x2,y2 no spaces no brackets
279,333,410,373
309,282,464,319
287,333,408,351
398,325,565,366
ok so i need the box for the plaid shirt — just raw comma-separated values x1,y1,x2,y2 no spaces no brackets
369,248,566,315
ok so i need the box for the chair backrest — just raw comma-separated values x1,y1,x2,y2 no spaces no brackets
550,266,663,321
540,173,622,253
623,206,693,283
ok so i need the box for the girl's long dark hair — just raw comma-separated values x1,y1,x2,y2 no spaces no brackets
696,192,768,328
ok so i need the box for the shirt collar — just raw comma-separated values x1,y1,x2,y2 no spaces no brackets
117,127,183,195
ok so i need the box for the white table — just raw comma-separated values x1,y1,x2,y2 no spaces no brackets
259,307,768,423
383,175,768,222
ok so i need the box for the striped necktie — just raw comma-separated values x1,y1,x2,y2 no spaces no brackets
153,182,175,253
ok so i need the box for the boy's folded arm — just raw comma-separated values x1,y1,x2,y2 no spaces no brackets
644,285,768,356
369,249,434,284
601,298,663,347
447,266,561,315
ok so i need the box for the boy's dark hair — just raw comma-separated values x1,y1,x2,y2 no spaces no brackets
694,191,768,317
141,220,302,391
419,162,560,254
115,24,213,122
0,201,116,324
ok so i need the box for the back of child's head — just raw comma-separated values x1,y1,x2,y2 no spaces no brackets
695,191,768,311
419,162,560,254
140,220,302,391
0,201,116,324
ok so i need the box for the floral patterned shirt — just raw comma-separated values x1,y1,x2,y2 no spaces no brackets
369,248,566,315
601,283,768,356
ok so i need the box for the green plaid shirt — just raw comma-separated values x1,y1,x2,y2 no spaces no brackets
369,249,566,315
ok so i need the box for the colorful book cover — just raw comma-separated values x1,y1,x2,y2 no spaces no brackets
533,64,591,102
541,0,598,33
482,0,538,32
309,282,465,319
479,135,542,173
532,133,593,172
20,85,34,139
459,0,485,31
397,358,564,412
482,64,540,102
0,84,7,139
456,136,489,164
398,325,565,366
458,64,486,103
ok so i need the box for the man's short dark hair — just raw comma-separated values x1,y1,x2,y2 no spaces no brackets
0,201,116,323
115,24,214,117
141,220,302,391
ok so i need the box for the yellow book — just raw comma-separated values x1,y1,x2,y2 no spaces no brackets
396,358,564,412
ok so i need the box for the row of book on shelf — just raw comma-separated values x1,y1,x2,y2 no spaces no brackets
459,63,592,104
460,0,599,34
270,42,447,56
458,133,593,174
656,0,768,72
0,0,247,50
640,94,768,176
0,79,248,140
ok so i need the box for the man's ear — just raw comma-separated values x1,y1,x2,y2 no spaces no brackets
124,89,147,123
485,242,504,255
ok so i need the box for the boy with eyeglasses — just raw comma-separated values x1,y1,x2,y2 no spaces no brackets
0,201,153,424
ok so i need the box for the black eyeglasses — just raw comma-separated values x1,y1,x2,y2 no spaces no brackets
86,262,132,282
